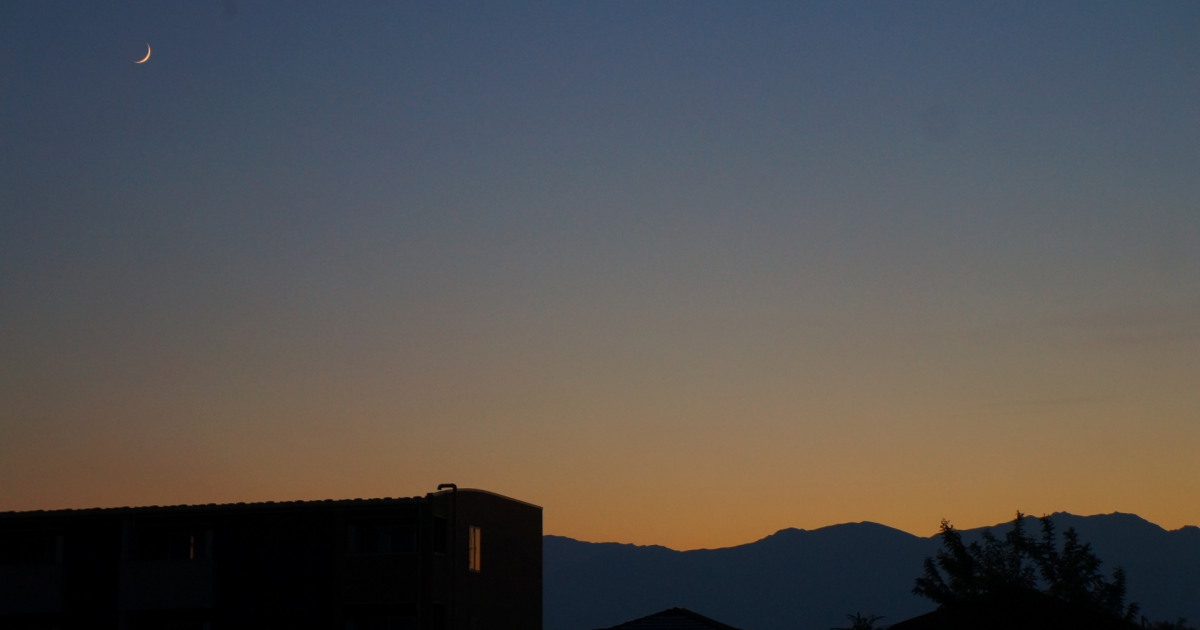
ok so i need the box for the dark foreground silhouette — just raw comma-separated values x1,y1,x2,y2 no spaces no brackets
890,588,1139,630
838,512,1196,630
544,513,1200,630
886,512,1141,629
912,513,1137,621
598,607,743,630
0,486,541,630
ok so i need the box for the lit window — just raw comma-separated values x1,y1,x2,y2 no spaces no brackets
468,526,481,572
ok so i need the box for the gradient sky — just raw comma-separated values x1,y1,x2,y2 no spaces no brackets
1,1,1198,551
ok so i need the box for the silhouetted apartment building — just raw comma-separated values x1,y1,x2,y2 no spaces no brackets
0,486,541,630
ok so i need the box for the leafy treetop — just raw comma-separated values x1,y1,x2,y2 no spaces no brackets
830,613,885,630
913,512,1138,621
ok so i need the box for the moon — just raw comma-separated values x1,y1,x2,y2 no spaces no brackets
135,44,151,64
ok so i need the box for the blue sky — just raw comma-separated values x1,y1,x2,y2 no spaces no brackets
1,1,1198,548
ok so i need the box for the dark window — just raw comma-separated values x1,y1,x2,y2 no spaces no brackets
347,524,417,554
0,532,61,564
433,517,447,555
393,526,417,553
132,528,210,561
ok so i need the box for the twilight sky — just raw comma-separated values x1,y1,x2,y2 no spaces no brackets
1,1,1198,550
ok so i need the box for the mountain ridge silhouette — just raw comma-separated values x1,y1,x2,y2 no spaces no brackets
545,513,1200,630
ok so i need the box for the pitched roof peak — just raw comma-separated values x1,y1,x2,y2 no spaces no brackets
598,607,743,630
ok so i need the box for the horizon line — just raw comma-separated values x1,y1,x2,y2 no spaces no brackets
548,510,1199,552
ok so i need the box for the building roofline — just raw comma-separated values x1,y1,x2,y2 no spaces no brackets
597,607,744,630
0,495,429,519
2,488,542,519
429,487,543,510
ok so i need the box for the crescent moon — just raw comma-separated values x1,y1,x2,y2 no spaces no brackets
135,44,151,64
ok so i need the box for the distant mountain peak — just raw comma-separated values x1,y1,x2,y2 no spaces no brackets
545,511,1199,630
962,511,1171,539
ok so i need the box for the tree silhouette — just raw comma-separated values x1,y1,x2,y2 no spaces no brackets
831,613,885,630
913,512,1138,621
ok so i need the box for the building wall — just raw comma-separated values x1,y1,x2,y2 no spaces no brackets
455,490,542,630
0,489,541,630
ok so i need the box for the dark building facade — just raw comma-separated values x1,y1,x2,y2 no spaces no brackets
0,486,541,630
